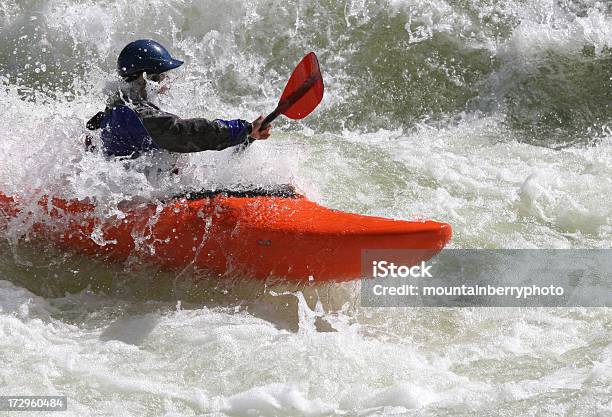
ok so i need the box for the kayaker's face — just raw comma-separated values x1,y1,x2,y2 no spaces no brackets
145,72,171,95
147,73,166,83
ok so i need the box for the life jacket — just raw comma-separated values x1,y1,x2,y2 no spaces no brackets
98,105,159,158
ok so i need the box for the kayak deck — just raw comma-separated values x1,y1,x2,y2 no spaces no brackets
0,190,452,284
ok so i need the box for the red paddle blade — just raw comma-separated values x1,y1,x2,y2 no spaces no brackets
277,52,324,120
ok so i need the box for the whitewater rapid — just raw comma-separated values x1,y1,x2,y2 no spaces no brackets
1,0,611,415
1,279,611,416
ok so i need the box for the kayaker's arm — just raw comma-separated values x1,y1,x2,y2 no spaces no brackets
136,103,252,153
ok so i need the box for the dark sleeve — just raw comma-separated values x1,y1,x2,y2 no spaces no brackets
136,103,252,153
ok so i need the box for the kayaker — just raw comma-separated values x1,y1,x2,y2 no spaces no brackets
86,39,270,165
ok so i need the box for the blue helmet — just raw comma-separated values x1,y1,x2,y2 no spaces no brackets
117,39,183,80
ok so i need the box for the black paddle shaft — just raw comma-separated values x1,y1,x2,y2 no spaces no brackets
260,109,280,131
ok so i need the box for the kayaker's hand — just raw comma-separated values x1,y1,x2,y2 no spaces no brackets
250,116,272,140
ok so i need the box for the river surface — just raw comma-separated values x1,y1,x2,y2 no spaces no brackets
0,0,611,415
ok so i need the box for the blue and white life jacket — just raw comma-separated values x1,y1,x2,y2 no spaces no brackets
99,105,159,158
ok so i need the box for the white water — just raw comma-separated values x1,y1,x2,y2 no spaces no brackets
2,280,611,416
1,0,611,415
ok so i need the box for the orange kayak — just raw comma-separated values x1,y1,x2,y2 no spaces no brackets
0,188,451,284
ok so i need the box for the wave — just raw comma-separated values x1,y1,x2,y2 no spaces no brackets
1,0,610,143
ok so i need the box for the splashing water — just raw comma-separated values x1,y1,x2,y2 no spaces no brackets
0,0,611,416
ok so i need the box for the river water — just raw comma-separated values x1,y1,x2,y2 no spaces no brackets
1,0,611,415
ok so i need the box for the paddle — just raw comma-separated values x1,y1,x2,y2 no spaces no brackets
243,52,324,147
